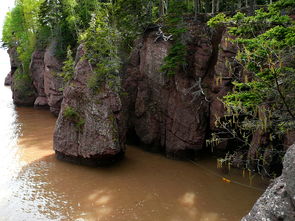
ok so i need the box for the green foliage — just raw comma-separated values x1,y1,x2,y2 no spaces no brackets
208,0,295,175
161,1,188,76
113,0,156,49
79,5,121,93
38,0,78,58
60,46,75,83
13,69,36,98
2,0,43,73
2,0,286,106
63,106,85,130
207,13,229,27
161,42,187,76
270,0,295,10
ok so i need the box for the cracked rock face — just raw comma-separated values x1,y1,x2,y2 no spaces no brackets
7,41,64,113
43,41,64,115
242,145,295,221
123,26,211,159
29,50,48,108
28,40,63,114
53,45,125,166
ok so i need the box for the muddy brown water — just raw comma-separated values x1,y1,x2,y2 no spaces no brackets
0,72,269,220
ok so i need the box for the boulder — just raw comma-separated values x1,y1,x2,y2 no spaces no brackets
242,145,295,221
283,144,295,205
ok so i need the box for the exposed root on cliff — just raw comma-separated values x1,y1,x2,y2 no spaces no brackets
154,26,173,43
185,77,210,103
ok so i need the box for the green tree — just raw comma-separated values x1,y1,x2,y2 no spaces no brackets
207,0,295,175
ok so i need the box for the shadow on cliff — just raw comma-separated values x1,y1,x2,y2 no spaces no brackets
13,146,263,221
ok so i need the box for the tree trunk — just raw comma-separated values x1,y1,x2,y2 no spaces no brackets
237,0,242,9
212,0,215,14
216,0,220,12
194,0,200,15
249,0,256,13
159,0,165,16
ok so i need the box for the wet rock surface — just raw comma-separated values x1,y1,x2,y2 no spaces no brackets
53,45,125,166
242,145,295,221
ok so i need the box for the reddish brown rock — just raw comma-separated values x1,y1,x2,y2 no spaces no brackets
53,45,125,166
43,41,64,115
193,39,213,78
7,47,37,106
29,50,48,108
209,31,237,131
123,28,211,159
284,130,295,150
4,72,12,86
34,96,48,107
8,47,21,70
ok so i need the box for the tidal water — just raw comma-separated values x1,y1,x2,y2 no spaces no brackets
0,64,268,220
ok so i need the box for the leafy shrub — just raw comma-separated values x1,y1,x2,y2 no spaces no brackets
207,0,295,176
63,106,85,130
13,69,36,99
60,46,75,83
161,1,188,76
79,5,121,93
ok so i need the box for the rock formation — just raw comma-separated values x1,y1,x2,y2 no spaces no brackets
123,25,212,159
6,40,64,114
4,72,12,86
5,18,288,173
29,40,64,114
53,45,125,166
43,40,64,115
52,21,241,163
242,144,295,221
8,47,36,106
122,22,237,159
29,50,47,107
